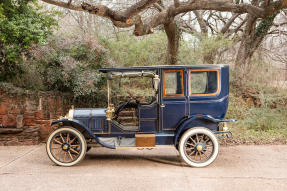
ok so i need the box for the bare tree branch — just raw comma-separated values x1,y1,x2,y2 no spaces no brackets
194,11,208,33
174,0,180,8
42,0,159,23
42,0,287,37
154,3,164,12
221,13,240,34
273,21,287,27
228,17,247,36
41,0,287,66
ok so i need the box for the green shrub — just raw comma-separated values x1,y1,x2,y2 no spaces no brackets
100,32,167,67
225,93,287,143
11,36,108,98
0,0,58,80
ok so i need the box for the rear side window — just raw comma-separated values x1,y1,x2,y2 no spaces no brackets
190,69,219,96
163,70,184,97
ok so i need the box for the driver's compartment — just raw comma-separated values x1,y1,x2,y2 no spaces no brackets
108,71,158,132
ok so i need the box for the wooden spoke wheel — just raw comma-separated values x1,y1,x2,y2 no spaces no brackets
179,127,219,167
46,127,87,167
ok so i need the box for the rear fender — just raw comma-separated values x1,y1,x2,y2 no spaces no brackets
51,119,115,149
174,115,220,148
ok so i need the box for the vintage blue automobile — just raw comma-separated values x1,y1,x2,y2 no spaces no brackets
46,65,235,167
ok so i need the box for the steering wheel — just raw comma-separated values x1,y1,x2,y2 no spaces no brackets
114,91,138,117
114,99,138,119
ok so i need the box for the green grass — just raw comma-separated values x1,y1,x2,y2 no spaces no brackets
223,93,287,145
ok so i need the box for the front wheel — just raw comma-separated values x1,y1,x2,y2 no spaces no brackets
179,127,219,167
46,127,87,167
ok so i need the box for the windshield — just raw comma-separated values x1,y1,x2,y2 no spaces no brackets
110,76,155,106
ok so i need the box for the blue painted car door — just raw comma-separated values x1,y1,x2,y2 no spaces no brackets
160,69,188,131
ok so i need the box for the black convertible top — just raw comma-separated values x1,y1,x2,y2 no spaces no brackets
99,64,228,73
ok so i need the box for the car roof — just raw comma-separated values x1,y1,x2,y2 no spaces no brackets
99,64,229,73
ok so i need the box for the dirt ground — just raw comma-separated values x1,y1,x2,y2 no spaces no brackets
0,144,287,191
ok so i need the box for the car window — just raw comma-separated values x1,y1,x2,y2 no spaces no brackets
190,70,219,96
163,70,184,96
111,76,155,105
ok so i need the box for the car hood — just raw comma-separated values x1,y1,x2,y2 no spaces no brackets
73,108,106,119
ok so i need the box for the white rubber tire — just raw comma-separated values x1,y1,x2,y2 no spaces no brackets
46,127,87,167
179,127,219,168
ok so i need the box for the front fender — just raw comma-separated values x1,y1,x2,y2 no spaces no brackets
174,115,220,147
51,119,115,149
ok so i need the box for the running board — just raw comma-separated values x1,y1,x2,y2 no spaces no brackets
98,137,136,147
98,134,156,148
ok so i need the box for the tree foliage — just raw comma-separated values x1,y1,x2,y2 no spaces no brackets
0,0,58,80
16,36,108,96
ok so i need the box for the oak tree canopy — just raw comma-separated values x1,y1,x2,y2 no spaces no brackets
41,0,287,65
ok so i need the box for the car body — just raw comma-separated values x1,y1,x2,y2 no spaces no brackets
46,65,235,167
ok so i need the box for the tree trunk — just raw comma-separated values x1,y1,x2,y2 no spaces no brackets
164,20,180,65
235,37,262,71
235,14,256,69
235,12,277,70
235,37,255,70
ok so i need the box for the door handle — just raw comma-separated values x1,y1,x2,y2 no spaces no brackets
160,104,165,108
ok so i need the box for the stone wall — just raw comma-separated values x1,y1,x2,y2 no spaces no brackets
0,85,151,146
0,89,73,146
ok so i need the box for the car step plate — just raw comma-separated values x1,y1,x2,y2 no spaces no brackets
135,134,155,147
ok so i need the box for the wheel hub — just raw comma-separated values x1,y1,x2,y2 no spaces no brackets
196,144,203,152
195,142,206,152
62,143,70,151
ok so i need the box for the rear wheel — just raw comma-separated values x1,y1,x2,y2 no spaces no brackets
179,127,219,167
46,127,87,167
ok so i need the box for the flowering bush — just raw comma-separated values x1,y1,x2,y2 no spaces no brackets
14,36,108,98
